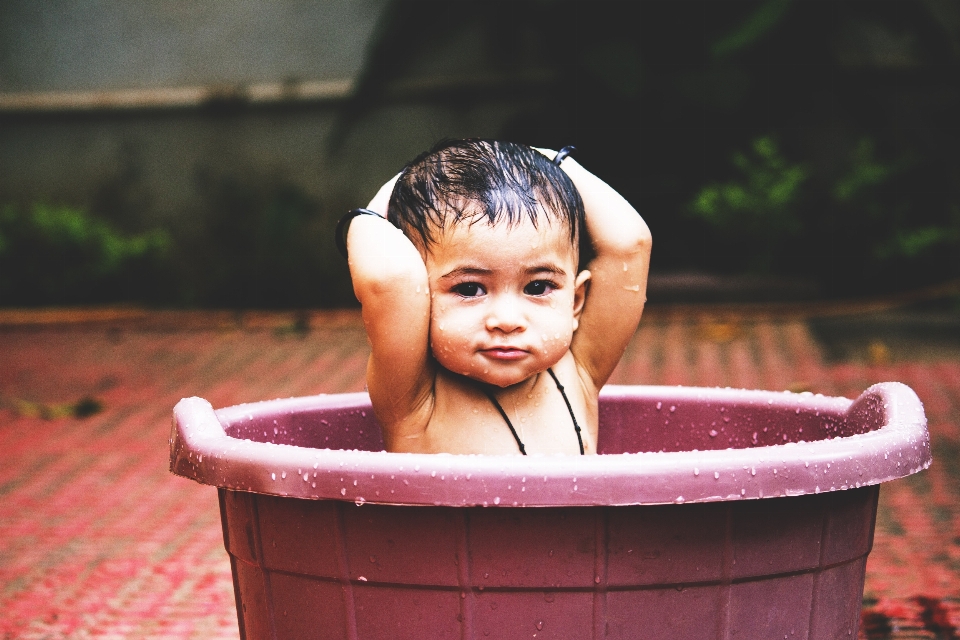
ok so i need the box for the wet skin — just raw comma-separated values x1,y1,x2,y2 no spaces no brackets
393,214,595,455
425,215,590,390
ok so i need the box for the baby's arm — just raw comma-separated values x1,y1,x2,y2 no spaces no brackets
561,156,652,389
347,176,434,444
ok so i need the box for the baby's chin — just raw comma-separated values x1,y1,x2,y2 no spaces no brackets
434,356,557,389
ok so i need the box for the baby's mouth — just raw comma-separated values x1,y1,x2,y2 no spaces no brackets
481,347,529,361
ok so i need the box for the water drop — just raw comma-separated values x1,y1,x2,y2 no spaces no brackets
281,471,286,479
694,468,699,476
271,472,276,480
709,430,718,437
536,621,544,630
656,402,662,410
714,471,720,479
494,497,501,505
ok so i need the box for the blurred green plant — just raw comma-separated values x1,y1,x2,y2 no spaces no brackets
690,135,960,290
689,137,807,270
711,0,794,58
0,203,169,305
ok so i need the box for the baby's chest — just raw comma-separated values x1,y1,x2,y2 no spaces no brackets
427,385,591,455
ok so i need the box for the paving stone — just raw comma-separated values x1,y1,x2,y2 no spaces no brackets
1,308,957,639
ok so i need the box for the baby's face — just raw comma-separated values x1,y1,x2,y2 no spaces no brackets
424,213,588,388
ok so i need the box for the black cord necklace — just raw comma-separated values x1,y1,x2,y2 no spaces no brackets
482,368,585,455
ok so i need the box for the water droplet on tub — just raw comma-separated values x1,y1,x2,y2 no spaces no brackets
694,468,699,476
709,430,718,437
271,473,276,480
340,488,346,496
670,405,676,412
494,497,501,504
303,473,309,481
656,402,662,410
536,621,544,630
281,471,286,479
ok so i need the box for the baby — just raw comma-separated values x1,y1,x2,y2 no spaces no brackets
343,140,650,455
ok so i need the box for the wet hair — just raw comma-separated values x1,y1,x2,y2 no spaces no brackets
389,139,589,266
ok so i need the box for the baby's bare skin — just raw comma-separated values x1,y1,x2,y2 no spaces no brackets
347,150,650,455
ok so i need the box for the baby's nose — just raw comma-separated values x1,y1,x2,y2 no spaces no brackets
485,295,526,333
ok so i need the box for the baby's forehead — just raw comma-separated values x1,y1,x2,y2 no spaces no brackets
433,212,573,249
421,214,579,276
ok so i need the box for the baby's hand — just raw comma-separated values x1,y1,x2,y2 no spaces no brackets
366,173,402,217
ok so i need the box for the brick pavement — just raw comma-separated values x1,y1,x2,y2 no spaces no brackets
0,307,957,639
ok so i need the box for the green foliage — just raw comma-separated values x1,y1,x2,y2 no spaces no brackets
712,0,794,58
832,139,899,203
0,203,169,305
690,137,807,269
689,135,960,289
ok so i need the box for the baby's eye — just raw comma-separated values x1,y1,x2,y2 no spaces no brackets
453,282,485,297
524,280,555,296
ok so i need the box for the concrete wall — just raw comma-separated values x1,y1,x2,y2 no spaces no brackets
0,1,520,234
0,0,384,92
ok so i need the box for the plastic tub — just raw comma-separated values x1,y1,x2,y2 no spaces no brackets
171,383,930,639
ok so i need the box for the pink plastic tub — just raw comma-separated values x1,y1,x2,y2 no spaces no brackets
171,383,930,639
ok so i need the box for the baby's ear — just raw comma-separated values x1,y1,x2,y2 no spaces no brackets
571,270,591,331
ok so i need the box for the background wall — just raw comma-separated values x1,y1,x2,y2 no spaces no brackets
1,0,958,307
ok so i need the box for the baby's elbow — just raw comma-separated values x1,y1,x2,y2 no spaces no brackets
602,219,652,259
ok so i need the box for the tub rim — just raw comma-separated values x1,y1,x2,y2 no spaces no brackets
170,382,930,507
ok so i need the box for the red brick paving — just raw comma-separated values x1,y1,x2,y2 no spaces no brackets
1,308,957,639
